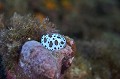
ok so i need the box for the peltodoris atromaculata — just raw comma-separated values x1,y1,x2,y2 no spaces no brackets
41,33,66,51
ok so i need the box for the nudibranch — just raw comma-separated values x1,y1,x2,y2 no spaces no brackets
41,33,66,51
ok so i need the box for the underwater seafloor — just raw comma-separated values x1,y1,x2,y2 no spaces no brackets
0,13,120,79
0,0,120,79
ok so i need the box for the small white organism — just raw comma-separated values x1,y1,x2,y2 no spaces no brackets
41,33,66,51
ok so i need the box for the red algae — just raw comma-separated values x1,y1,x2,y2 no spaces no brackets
19,36,76,79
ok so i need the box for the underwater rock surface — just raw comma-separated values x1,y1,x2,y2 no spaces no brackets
19,36,76,79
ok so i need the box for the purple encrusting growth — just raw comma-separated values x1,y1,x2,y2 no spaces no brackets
19,37,75,79
41,33,66,51
20,40,60,79
21,40,41,60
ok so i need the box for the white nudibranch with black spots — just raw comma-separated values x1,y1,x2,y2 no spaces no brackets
41,33,66,51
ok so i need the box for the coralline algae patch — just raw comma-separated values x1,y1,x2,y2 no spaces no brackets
20,40,58,78
19,33,75,79
21,40,41,60
19,35,76,79
41,33,66,51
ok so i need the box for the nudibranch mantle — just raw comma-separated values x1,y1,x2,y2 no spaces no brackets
41,33,66,51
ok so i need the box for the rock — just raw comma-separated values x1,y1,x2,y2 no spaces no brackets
21,40,41,60
19,36,76,79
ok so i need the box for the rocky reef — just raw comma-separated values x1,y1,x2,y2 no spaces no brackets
1,0,120,79
1,12,120,79
19,37,75,79
0,13,76,79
